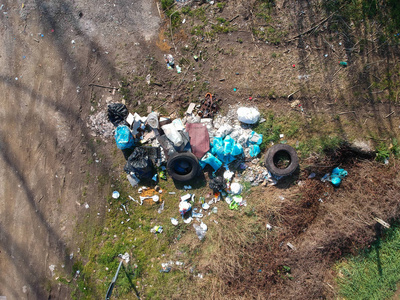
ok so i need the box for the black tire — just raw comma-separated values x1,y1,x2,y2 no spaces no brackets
264,144,299,177
167,152,200,182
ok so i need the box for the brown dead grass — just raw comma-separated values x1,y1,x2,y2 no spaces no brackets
185,147,400,299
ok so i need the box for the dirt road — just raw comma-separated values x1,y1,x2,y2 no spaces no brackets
0,0,160,298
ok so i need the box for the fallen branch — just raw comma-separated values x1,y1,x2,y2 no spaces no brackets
88,83,118,90
338,111,356,116
229,15,240,23
288,89,300,100
385,111,394,118
287,13,335,42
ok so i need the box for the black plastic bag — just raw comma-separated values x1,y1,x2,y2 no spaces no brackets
209,176,226,192
124,147,154,179
108,103,128,127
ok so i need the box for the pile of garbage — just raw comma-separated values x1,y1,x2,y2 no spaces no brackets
106,94,272,187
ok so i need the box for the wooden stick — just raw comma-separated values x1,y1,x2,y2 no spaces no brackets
88,83,118,90
338,111,356,116
229,15,240,23
385,111,394,118
374,217,390,228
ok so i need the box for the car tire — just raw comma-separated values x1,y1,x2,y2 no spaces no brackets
265,144,299,177
167,152,200,182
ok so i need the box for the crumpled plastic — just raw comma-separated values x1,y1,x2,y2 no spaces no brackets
199,152,223,171
237,107,260,124
247,131,263,157
211,135,244,164
330,167,348,187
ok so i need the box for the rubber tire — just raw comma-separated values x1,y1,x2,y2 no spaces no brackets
167,152,200,182
264,144,299,177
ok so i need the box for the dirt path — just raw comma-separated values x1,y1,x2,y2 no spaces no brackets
0,0,160,299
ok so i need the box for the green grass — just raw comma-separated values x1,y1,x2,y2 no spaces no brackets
336,226,400,299
253,111,344,157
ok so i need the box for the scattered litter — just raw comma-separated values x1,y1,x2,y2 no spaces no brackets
330,167,348,187
287,242,296,250
193,222,207,240
184,185,192,190
121,252,130,264
121,203,128,214
146,74,151,85
202,203,210,210
308,173,316,179
84,203,89,209
171,218,179,226
321,173,330,183
266,224,272,230
230,182,242,195
179,200,192,216
129,195,143,206
157,201,165,214
112,191,120,199
160,262,172,273
150,225,163,234
183,217,193,224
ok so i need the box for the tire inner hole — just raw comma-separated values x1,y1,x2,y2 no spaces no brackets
173,159,193,175
273,150,291,169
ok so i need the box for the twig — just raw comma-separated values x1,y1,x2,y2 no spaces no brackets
288,89,300,100
385,111,394,118
338,111,356,116
88,83,118,90
229,15,240,23
156,2,162,19
287,13,335,42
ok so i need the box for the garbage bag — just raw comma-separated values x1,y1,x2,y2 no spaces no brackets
231,143,243,156
124,147,154,179
237,107,260,124
108,103,129,126
115,125,134,150
249,144,261,157
209,176,226,192
211,135,243,164
330,167,348,187
249,131,263,145
199,152,222,171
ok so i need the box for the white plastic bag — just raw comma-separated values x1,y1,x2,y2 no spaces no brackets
162,123,183,147
237,107,260,124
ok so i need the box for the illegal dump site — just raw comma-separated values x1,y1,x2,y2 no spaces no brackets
1,0,400,299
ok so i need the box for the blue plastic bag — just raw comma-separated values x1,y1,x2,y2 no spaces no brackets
115,125,134,149
249,145,261,157
231,143,243,156
249,131,263,145
199,152,223,171
330,167,347,187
